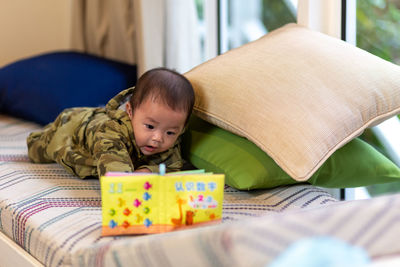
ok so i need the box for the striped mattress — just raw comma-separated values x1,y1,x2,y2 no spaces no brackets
3,114,399,266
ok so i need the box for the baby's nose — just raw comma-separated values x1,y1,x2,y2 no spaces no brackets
152,131,163,142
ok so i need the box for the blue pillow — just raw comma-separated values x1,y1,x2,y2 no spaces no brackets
0,51,137,125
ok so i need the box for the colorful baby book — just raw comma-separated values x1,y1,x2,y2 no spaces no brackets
101,168,225,236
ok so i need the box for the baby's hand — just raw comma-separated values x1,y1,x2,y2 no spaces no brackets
134,168,152,173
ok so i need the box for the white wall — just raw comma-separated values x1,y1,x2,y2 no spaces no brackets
0,0,73,67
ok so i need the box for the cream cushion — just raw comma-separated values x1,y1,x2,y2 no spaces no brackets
184,23,400,181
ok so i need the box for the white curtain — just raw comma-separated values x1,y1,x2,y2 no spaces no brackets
71,0,202,74
164,0,202,73
134,0,202,74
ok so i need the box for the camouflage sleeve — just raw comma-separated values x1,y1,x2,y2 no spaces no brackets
138,164,159,173
164,144,184,172
92,123,135,177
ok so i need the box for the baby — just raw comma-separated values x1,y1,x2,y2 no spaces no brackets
27,67,195,178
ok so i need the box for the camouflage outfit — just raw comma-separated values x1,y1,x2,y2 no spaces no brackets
27,87,183,178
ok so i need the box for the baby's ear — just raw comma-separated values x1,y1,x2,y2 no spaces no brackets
125,102,133,118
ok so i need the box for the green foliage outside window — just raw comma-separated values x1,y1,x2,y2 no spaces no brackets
357,0,400,196
261,0,296,31
357,0,400,64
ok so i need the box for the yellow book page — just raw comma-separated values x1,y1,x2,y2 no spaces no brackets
101,173,224,235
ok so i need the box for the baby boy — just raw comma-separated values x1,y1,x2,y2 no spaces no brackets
27,67,195,178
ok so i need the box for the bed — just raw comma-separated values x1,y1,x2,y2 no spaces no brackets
2,23,400,267
2,114,400,267
0,114,339,266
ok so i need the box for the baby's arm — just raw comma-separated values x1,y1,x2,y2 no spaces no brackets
92,124,135,177
94,143,135,177
165,144,184,172
134,168,152,173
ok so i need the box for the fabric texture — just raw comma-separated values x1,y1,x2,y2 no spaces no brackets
71,0,202,74
26,88,183,178
76,190,400,267
0,51,137,125
184,23,400,181
183,116,400,190
0,115,42,162
0,114,337,267
71,1,137,64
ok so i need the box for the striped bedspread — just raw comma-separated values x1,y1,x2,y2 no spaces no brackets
0,115,42,162
5,114,398,267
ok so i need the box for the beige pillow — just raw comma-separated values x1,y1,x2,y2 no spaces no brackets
184,23,400,182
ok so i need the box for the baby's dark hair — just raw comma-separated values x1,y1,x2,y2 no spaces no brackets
130,67,195,124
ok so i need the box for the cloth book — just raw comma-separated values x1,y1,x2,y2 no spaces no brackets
101,169,225,235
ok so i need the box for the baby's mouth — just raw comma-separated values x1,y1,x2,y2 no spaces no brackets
143,145,157,153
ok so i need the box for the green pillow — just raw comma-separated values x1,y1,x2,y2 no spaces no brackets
182,116,400,190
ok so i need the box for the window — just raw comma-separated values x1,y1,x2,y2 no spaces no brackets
195,0,298,59
357,0,400,64
219,0,297,53
356,0,400,198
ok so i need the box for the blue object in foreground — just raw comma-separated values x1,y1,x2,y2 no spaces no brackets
159,163,166,176
268,236,370,267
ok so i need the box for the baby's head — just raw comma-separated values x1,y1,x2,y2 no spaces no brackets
126,67,195,156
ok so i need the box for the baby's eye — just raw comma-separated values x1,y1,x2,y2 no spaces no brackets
145,124,154,130
166,131,176,136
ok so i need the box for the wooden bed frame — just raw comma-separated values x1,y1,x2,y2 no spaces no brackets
0,231,43,267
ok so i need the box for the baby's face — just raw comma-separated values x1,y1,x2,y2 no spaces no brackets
126,98,187,156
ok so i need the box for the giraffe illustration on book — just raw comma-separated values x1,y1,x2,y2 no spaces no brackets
171,197,187,225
